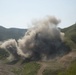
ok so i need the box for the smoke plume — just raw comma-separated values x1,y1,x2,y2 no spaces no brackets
1,39,19,61
0,16,70,62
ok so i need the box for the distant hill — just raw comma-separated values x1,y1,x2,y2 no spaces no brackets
0,26,27,41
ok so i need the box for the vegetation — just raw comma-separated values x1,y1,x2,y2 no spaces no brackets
64,37,76,49
59,60,76,75
12,62,40,75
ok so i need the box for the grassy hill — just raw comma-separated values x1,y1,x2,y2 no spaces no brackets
61,23,76,49
0,24,76,75
61,23,76,43
0,26,27,41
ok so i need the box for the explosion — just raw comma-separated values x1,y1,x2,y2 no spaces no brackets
0,16,70,62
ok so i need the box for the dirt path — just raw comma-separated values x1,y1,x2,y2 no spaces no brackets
59,51,76,63
37,62,47,75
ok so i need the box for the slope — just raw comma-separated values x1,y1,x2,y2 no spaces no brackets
61,23,76,49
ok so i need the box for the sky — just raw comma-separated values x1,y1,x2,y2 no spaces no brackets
0,0,76,29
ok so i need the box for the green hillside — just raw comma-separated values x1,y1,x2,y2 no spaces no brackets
61,23,76,49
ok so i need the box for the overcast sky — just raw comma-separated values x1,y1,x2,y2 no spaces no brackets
0,0,76,28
